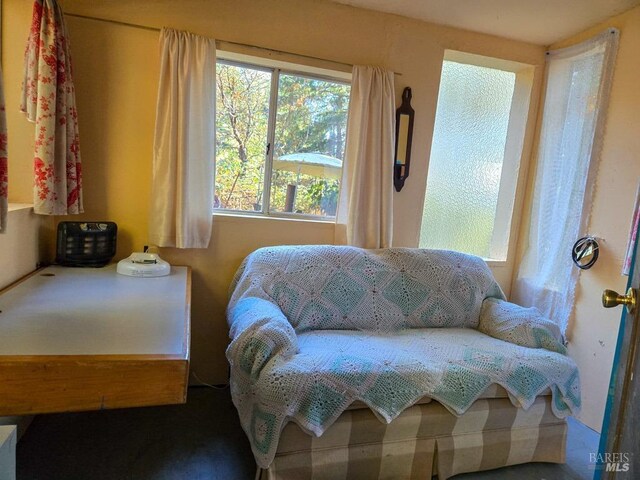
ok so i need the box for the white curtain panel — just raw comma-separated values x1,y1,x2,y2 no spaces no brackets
512,29,619,334
149,28,216,249
336,66,395,248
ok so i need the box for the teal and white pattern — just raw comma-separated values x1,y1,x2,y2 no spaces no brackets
226,246,580,468
478,297,567,354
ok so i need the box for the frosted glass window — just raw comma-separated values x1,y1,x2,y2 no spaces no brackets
420,61,516,260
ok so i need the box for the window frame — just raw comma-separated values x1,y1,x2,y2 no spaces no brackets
214,54,351,222
419,50,536,264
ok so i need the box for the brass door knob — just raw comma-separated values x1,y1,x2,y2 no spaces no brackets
602,288,637,314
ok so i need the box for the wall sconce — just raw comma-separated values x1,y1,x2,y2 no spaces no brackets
394,87,415,192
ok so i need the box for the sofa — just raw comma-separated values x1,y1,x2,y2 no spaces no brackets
226,246,580,479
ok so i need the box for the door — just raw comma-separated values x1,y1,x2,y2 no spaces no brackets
597,220,640,478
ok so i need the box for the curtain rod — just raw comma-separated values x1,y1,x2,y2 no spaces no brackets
64,13,402,76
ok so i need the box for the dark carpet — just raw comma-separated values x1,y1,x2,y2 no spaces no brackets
17,387,599,479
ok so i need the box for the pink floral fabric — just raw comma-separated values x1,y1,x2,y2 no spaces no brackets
21,0,83,215
0,66,7,233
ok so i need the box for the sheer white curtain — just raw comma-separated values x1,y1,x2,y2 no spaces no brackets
149,29,216,249
336,66,395,248
512,29,619,334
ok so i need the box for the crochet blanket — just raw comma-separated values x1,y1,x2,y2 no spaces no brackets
226,246,580,468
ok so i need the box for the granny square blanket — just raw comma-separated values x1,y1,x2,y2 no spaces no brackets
226,246,581,468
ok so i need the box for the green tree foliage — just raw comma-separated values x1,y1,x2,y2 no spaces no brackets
215,63,350,216
215,64,270,211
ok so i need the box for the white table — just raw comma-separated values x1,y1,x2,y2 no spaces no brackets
0,265,191,415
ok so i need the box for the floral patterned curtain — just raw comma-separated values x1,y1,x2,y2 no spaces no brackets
21,0,83,215
0,66,7,233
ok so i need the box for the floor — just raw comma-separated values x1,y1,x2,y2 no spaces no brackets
17,387,599,480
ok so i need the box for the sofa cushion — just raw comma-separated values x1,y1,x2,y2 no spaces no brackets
230,246,505,332
237,327,579,467
479,298,566,354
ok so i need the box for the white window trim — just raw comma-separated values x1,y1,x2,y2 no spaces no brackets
214,51,351,221
479,64,535,263
213,209,335,224
217,50,352,82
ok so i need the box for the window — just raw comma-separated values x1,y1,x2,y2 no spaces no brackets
214,59,351,219
419,53,532,261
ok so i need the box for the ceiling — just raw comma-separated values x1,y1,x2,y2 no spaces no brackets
329,0,640,45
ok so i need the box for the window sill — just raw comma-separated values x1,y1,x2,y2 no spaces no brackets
8,203,34,213
213,210,335,226
485,259,508,267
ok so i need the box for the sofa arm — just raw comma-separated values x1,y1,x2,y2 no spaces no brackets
226,297,298,379
478,298,566,354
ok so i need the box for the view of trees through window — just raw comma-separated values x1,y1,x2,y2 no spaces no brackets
215,61,351,217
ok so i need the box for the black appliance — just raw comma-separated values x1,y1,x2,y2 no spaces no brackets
56,222,117,267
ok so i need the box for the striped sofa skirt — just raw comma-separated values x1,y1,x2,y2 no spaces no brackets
257,394,566,480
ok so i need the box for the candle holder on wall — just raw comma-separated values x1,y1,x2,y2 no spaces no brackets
394,87,415,192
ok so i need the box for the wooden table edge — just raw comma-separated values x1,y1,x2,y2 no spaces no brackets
0,265,193,416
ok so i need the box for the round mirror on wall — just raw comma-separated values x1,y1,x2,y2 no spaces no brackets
572,236,600,270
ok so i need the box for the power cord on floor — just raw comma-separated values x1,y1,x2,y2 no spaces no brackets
190,370,229,390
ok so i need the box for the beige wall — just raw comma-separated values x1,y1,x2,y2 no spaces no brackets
514,6,640,432
0,206,48,440
2,0,35,205
0,206,51,290
2,0,546,382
